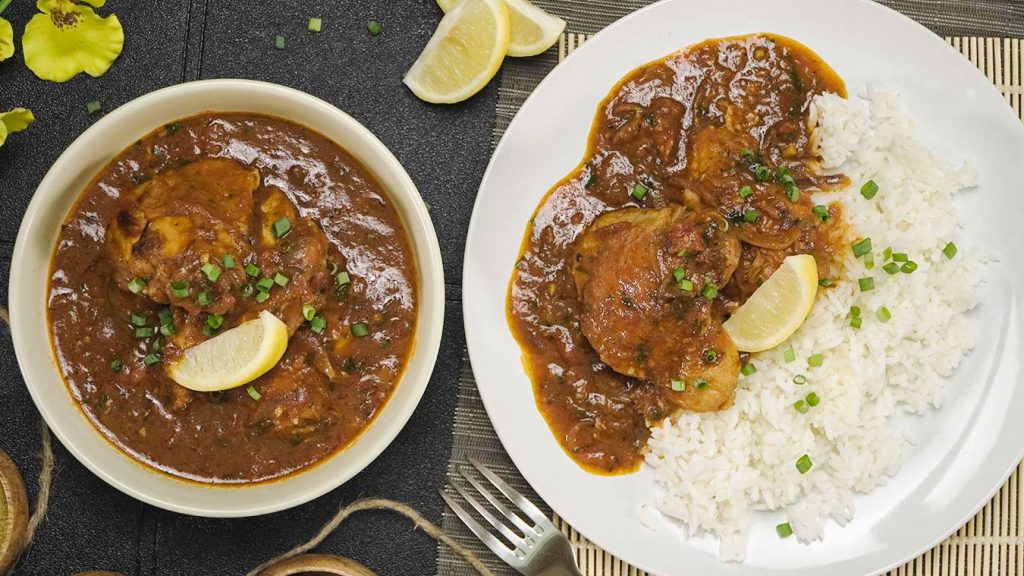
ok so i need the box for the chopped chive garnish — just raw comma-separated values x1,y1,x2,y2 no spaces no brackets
135,326,155,338
794,399,809,414
784,348,796,363
739,185,753,199
197,291,212,306
351,322,369,337
864,250,875,270
151,335,165,352
943,242,958,260
740,149,756,161
256,277,274,292
876,306,891,322
631,183,648,200
202,262,222,282
743,209,759,223
158,307,173,324
861,180,879,199
111,359,123,373
254,291,270,303
776,523,793,538
302,304,316,321
852,238,872,258
818,278,832,287
247,385,262,401
850,316,862,329
310,316,327,334
795,454,813,474
784,182,800,203
245,263,261,277
858,277,875,292
793,374,807,385
240,284,255,298
883,262,900,275
327,260,339,275
741,363,757,376
679,278,694,292
272,217,292,238
812,204,829,222
202,324,215,337
159,323,176,337
805,392,821,407
308,17,322,32
892,252,909,263
86,99,102,115
274,272,290,287
753,164,772,182
900,261,918,274
703,349,718,363
130,312,147,327
702,283,718,299
883,247,893,261
128,277,147,294
143,353,162,367
849,305,861,318
671,379,686,392
808,353,824,368
694,378,709,390
170,281,189,298
367,20,382,35
206,314,224,330
672,267,686,283
222,254,236,269
275,35,285,49
336,271,352,286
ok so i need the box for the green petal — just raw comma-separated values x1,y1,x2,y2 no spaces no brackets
0,18,13,61
0,108,34,148
23,0,124,82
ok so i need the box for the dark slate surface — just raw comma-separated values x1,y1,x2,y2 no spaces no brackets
0,0,491,574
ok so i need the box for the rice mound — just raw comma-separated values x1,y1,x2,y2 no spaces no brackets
643,89,983,561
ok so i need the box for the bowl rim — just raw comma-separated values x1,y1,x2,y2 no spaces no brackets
8,78,445,517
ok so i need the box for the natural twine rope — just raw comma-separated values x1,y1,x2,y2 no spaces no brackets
0,307,491,576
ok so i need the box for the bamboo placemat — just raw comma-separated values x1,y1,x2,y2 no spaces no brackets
438,29,1024,576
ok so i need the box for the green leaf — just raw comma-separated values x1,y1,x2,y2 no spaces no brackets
23,0,124,82
0,108,35,147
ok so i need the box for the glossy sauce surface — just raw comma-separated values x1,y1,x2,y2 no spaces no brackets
508,35,846,474
49,113,418,483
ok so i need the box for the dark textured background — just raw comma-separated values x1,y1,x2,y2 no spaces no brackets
1,1,1022,575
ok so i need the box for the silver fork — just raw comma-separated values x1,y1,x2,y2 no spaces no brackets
441,458,583,576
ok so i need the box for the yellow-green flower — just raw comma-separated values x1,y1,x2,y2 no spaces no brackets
0,108,35,148
0,0,14,62
23,0,123,82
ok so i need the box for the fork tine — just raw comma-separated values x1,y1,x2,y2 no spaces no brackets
459,466,535,535
439,489,520,566
469,458,550,527
451,482,528,549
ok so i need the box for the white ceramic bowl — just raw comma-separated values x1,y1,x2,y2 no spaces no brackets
9,79,445,517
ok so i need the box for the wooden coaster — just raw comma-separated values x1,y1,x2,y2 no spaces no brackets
0,449,28,575
256,554,376,576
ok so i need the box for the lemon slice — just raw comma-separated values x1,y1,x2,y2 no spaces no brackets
437,0,566,57
723,254,819,353
168,310,288,392
404,0,511,104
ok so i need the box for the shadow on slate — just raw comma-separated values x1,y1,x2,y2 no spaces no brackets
0,0,489,574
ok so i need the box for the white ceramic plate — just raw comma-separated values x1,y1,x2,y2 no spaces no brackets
10,80,445,517
463,0,1024,574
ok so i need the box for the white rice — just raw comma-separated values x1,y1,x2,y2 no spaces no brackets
643,88,983,561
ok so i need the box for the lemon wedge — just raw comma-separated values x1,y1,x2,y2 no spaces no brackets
167,310,288,392
436,0,565,57
723,254,819,353
404,0,511,104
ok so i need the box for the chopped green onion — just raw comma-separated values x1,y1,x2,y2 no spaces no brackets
272,217,292,238
206,314,224,330
813,204,829,222
703,349,718,363
128,277,147,294
743,209,759,223
247,385,262,401
739,185,753,199
858,277,875,292
151,335,165,352
741,363,757,376
849,316,862,329
302,304,316,321
201,262,222,282
672,268,686,283
678,278,694,292
784,181,800,203
130,312,147,327
254,291,270,303
245,263,261,277
671,379,686,392
135,326,155,338
818,278,832,287
143,353,162,367
351,322,369,337
892,252,909,263
170,281,189,298
694,378,709,390
794,399,809,414
308,17,322,32
310,316,327,334
753,164,772,182
784,348,796,363
197,291,212,307
793,374,807,385
806,392,821,407
943,242,958,260
111,359,123,373
883,262,900,275
274,272,290,287
256,277,275,292
849,305,861,318
631,183,648,200
808,353,824,368
86,100,102,115
159,323,176,337
864,250,875,270
327,261,339,275
852,238,872,258
158,307,173,325
876,306,891,322
240,284,255,298
275,35,285,49
795,454,813,474
202,324,215,337
860,180,879,199
900,261,918,274
336,271,351,285
740,149,756,161
222,255,236,269
367,20,382,35
702,282,718,299
776,523,794,538
883,247,893,262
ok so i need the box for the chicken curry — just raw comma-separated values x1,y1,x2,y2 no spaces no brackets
49,113,418,483
508,34,847,474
